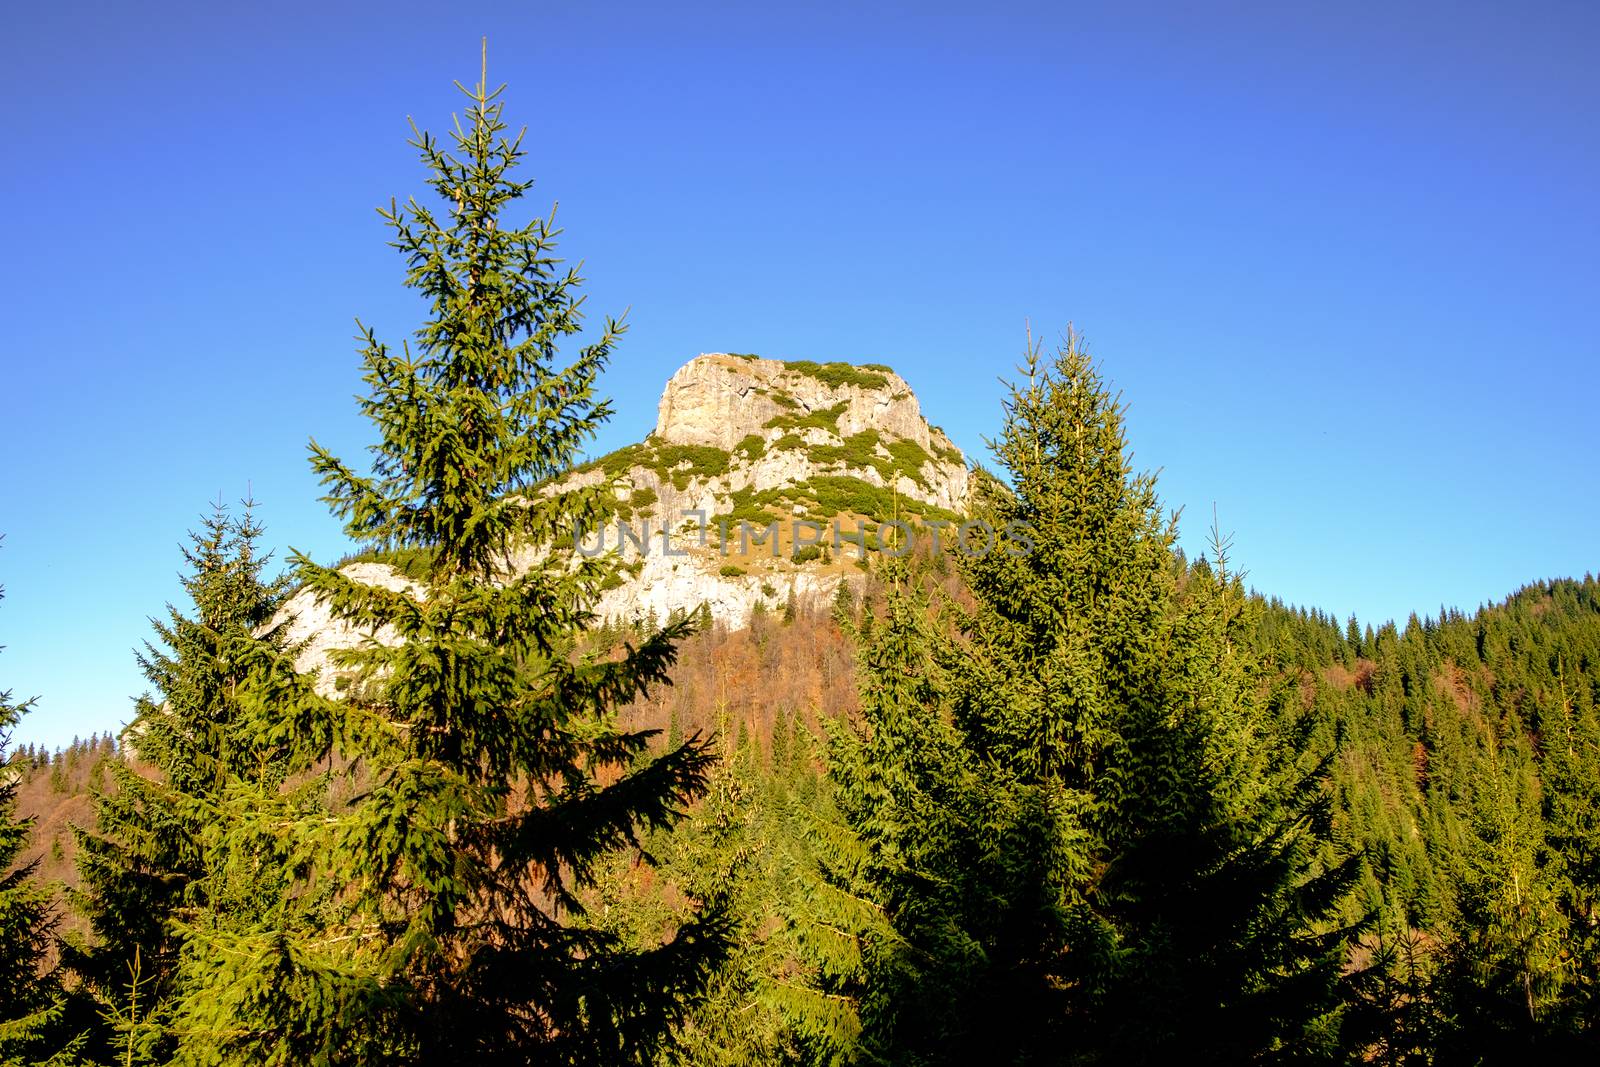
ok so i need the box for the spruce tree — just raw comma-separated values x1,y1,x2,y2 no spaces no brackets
67,501,289,1064
823,330,1361,1063
171,53,727,1064
829,580,855,629
1092,542,1361,1063
817,562,980,1064
0,705,71,1067
1433,733,1571,1061
932,329,1183,1059
1544,665,1600,1038
976,334,1359,1063
589,707,843,1066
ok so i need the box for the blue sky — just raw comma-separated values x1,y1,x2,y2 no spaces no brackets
3,0,1596,749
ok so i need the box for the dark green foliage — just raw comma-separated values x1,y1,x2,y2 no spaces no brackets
571,441,730,490
711,486,789,529
796,475,957,526
652,444,733,488
830,581,856,628
0,551,82,1066
590,710,849,1065
814,331,1361,1065
571,441,651,480
881,438,933,486
67,501,290,1066
805,431,885,473
333,543,438,579
820,562,974,1062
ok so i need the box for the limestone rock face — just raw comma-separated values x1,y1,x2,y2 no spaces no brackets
280,353,969,685
277,561,422,696
572,353,969,626
655,354,943,456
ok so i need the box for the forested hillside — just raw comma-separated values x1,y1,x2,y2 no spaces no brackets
11,572,1600,1061
3,63,1597,1066
1252,577,1600,1060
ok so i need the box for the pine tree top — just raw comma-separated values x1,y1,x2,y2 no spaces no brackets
307,48,622,584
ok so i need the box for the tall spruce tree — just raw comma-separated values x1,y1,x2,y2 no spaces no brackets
960,332,1360,1062
1091,543,1361,1063
67,501,289,1064
820,330,1360,1064
167,52,727,1065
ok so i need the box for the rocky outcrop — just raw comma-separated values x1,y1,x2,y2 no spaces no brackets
277,562,421,694
279,353,969,688
655,354,950,458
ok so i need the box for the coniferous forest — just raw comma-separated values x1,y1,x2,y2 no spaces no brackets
3,69,1599,1066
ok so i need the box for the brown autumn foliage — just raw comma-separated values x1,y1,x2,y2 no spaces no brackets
7,734,115,920
611,594,860,756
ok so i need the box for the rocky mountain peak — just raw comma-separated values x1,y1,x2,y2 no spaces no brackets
282,353,969,693
555,352,969,624
654,353,943,457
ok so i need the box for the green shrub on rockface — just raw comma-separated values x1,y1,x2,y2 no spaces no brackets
802,475,958,526
333,544,439,579
779,360,891,390
765,400,849,436
652,444,732,488
572,441,731,491
806,430,934,490
885,437,934,483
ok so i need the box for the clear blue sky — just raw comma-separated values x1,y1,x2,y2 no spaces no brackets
3,0,1596,749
